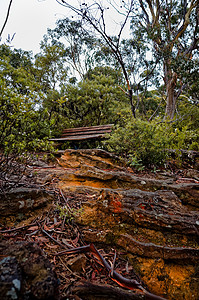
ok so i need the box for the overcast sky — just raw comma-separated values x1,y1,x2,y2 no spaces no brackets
0,0,131,56
0,0,67,54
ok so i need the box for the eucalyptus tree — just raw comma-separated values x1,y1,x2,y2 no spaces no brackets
42,18,100,80
35,38,70,90
55,0,199,120
131,0,199,119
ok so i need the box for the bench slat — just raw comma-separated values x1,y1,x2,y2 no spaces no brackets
62,124,113,134
61,129,112,137
49,133,106,141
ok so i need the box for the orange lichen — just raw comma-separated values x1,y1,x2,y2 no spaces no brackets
110,197,122,213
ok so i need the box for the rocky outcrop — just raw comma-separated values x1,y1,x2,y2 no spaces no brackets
58,149,126,170
1,149,198,299
54,150,199,209
53,149,199,300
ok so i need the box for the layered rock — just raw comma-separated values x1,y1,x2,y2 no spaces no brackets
0,187,54,226
2,149,198,299
55,150,199,208
0,188,53,216
54,149,199,300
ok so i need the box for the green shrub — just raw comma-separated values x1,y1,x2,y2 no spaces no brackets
104,118,199,167
189,141,199,151
104,118,170,167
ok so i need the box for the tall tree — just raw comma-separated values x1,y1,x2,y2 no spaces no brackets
56,0,199,119
131,0,199,119
35,42,69,91
55,0,137,117
45,18,98,79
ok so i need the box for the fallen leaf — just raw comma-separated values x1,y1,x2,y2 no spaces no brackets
44,224,51,231
36,236,49,243
92,271,96,280
45,243,59,249
27,226,38,231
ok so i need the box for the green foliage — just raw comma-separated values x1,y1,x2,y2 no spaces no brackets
0,45,34,71
47,69,130,136
84,66,125,86
57,204,83,222
35,43,69,91
105,118,170,166
64,74,126,126
169,126,199,152
135,89,165,117
189,142,199,151
0,45,53,156
105,116,199,167
128,155,145,171
0,79,52,156
43,18,99,77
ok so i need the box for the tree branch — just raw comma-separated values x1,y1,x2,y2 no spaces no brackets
184,1,199,55
172,0,198,44
56,0,136,117
0,0,13,39
72,282,145,299
139,0,150,25
146,0,156,24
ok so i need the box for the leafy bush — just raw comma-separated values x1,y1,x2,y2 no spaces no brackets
104,117,199,167
0,45,54,190
0,77,54,190
60,73,128,127
104,118,169,166
0,79,53,154
46,71,131,139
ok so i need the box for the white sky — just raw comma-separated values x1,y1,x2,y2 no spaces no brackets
0,0,67,54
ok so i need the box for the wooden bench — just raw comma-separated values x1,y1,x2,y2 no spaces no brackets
49,124,113,142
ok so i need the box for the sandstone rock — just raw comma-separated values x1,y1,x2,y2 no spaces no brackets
58,149,126,170
77,188,199,235
74,187,199,300
170,183,199,207
56,150,199,209
10,149,198,300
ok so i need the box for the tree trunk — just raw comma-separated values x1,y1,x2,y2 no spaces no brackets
164,61,177,119
129,88,136,118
